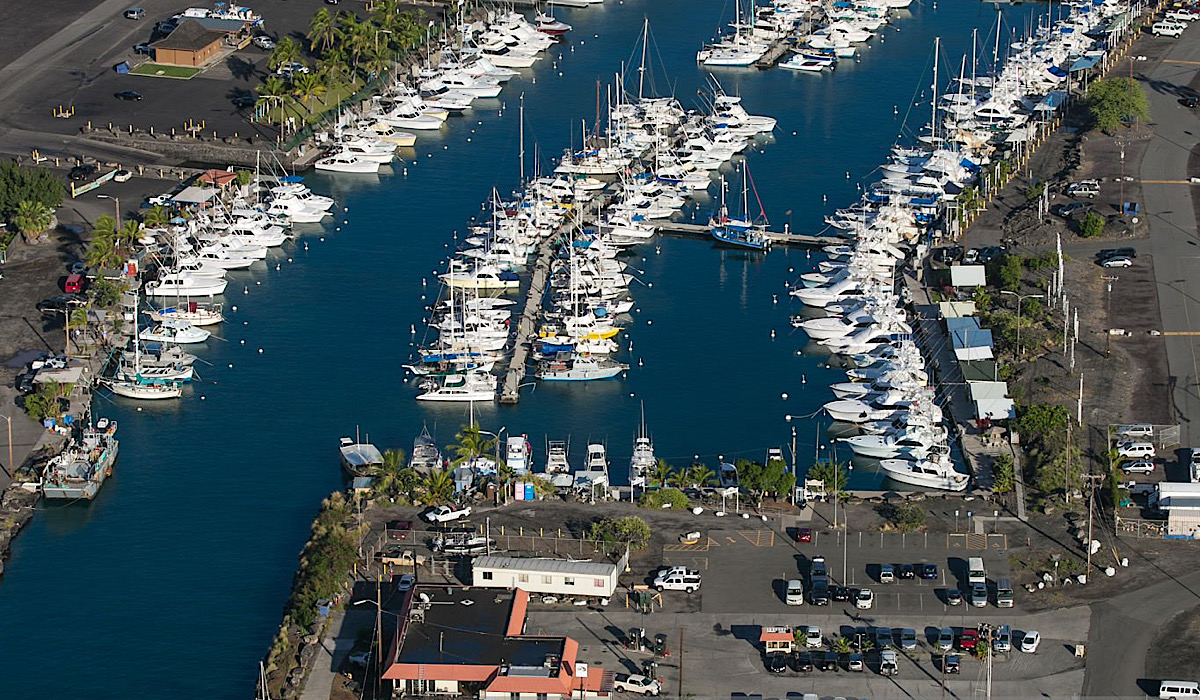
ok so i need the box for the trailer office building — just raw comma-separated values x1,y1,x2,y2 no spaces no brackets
472,556,619,598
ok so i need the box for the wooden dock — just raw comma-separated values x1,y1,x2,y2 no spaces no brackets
650,220,832,247
754,40,791,70
498,235,555,404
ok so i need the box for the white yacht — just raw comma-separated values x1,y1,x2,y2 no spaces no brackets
415,373,497,402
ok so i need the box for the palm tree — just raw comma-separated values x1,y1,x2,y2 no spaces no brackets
84,234,118,271
141,205,168,228
381,448,405,476
449,422,495,466
495,461,514,504
307,7,339,55
256,75,289,121
832,636,853,654
13,200,53,242
421,467,454,504
665,467,688,489
688,463,715,489
650,459,673,488
269,37,300,71
292,72,327,113
114,220,140,252
394,12,421,50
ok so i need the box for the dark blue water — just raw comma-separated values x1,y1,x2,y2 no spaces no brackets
0,1,1038,697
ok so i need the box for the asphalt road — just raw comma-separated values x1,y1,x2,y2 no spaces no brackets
1139,24,1200,447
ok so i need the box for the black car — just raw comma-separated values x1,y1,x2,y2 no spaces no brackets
1053,201,1091,218
67,164,97,181
114,90,143,101
945,588,964,606
133,43,151,55
791,651,814,672
765,652,788,674
831,585,851,602
15,371,35,394
815,651,838,671
920,563,938,580
36,293,87,312
931,245,963,264
1097,247,1137,261
1181,95,1199,108
232,94,257,109
898,564,915,579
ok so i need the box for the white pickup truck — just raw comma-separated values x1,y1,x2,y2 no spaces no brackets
423,505,472,523
613,674,661,696
653,569,701,593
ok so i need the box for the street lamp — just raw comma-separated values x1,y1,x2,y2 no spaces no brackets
0,414,12,479
999,291,1044,357
96,194,121,225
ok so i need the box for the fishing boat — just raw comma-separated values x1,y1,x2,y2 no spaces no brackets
314,151,381,173
709,163,770,251
409,424,443,472
144,274,227,298
576,443,610,488
878,454,970,492
339,435,384,477
138,319,211,344
506,434,532,473
41,417,119,500
718,462,739,489
629,404,655,487
416,372,497,402
535,12,572,35
145,301,224,326
536,352,627,381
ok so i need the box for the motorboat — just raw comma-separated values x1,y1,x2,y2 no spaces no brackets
629,406,655,487
144,274,227,298
576,443,609,488
440,264,520,290
339,436,384,477
409,424,443,472
41,418,119,500
416,373,497,402
314,151,381,173
138,319,211,345
535,12,572,35
535,352,627,381
506,434,532,473
145,302,224,326
878,455,969,492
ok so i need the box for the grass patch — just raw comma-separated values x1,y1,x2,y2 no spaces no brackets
261,79,361,127
130,63,202,79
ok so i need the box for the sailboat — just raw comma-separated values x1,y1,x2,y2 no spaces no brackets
629,403,655,487
106,285,185,399
709,162,770,251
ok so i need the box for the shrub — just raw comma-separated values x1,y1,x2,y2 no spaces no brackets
993,454,1015,494
882,502,926,532
641,487,689,510
1085,77,1150,133
0,160,65,220
1079,211,1105,238
590,516,652,553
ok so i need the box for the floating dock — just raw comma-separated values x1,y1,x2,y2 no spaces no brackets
498,236,555,404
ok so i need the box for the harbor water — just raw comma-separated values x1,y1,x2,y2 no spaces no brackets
0,0,1037,697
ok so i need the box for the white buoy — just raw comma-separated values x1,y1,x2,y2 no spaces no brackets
200,396,205,400
258,348,263,354
781,392,788,400
770,329,776,339
255,281,261,285
801,375,806,384
647,320,653,325
319,236,325,242
243,287,248,294
410,325,415,334
231,306,238,312
638,358,644,366
275,264,280,271
240,340,245,345
772,295,778,304
137,407,143,412
228,364,234,368
243,321,248,326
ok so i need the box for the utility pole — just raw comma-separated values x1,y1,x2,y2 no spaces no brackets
677,627,684,697
0,414,11,479
1083,473,1105,577
790,426,797,506
1101,275,1118,357
376,572,383,699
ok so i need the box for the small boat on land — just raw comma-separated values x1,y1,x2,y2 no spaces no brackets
42,418,119,500
339,435,384,477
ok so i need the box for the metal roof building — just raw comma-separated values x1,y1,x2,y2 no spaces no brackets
472,556,619,597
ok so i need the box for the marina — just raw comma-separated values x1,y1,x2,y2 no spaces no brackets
0,0,1133,696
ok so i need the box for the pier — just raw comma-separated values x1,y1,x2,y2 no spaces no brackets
499,236,555,404
651,220,832,247
754,40,792,70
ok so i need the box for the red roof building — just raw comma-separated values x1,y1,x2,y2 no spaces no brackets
383,585,613,699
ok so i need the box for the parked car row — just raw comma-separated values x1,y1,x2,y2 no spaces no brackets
875,562,939,583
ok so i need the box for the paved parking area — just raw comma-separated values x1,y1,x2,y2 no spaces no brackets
526,605,1088,700
656,525,1012,616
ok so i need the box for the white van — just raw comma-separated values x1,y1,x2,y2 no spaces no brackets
968,556,987,585
785,579,805,605
1159,681,1200,699
1153,21,1186,37
1118,441,1156,459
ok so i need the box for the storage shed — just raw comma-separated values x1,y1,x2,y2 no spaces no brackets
472,556,619,598
946,317,994,361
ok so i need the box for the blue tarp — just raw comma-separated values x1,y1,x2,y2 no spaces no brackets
1049,65,1069,78
947,317,994,349
1071,54,1103,72
1036,90,1070,111
960,157,981,171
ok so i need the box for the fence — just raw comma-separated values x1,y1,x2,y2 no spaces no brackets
1115,515,1167,538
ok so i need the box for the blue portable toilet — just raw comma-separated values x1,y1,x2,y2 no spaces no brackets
114,61,130,74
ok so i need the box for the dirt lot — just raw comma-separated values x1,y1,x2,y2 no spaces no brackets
0,0,106,70
1146,602,1200,682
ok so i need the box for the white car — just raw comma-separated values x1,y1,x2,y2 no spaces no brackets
1121,459,1155,474
253,35,276,50
656,565,699,578
1102,256,1133,268
1020,630,1041,653
613,674,661,696
937,627,954,652
1118,441,1155,459
1167,9,1199,22
654,571,701,593
806,626,823,648
855,588,874,609
424,505,471,523
785,579,805,606
1153,20,1186,37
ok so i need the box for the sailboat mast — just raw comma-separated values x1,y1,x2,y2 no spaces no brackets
518,92,525,185
931,37,939,141
638,18,648,101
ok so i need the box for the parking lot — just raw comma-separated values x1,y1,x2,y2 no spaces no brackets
653,524,1013,617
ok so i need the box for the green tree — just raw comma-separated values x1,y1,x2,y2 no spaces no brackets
269,37,301,71
234,170,252,187
448,422,495,466
88,278,123,307
292,72,328,113
23,380,63,421
13,199,53,241
141,204,168,228
257,75,290,114
687,463,715,488
84,234,120,271
0,160,65,220
882,502,926,532
589,516,652,554
1079,210,1105,238
308,7,340,55
1015,403,1070,443
420,467,454,504
993,253,1023,292
993,453,1015,494
641,487,689,510
807,459,850,498
832,636,853,654
1085,77,1150,133
649,458,673,488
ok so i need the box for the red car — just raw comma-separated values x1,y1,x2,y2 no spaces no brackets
795,528,812,543
958,628,979,652
387,520,413,540
64,273,85,293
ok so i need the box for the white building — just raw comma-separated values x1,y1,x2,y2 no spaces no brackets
472,556,619,597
